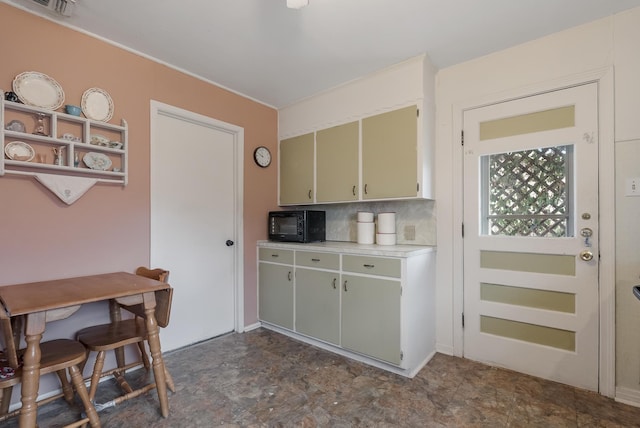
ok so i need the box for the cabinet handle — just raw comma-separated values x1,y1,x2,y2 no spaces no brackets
364,184,368,195
352,185,356,196
363,264,375,269
343,280,348,292
287,271,292,281
332,278,337,289
308,189,312,199
311,258,320,262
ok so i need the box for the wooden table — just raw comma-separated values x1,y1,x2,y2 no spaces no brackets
0,272,171,427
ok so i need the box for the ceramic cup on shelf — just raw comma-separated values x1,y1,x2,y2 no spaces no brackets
65,105,82,116
4,91,19,103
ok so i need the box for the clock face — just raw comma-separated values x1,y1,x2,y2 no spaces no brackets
254,146,271,168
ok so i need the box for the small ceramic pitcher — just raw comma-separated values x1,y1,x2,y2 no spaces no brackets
52,146,65,166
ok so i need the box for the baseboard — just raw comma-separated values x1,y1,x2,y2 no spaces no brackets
244,322,262,332
261,323,431,378
615,386,640,408
436,342,454,356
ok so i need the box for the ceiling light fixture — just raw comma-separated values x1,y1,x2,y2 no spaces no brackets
286,0,309,9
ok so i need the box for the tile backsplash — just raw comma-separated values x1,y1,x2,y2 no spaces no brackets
294,200,436,246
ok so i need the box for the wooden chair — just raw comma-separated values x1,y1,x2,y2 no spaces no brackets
76,267,175,408
0,309,100,427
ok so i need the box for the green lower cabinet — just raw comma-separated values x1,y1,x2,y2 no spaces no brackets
341,274,402,365
259,262,293,330
295,268,340,345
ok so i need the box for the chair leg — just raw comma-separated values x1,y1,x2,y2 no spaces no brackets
78,349,90,374
164,366,175,393
56,368,75,403
0,385,12,416
68,365,101,428
88,351,106,401
114,345,126,369
137,342,151,370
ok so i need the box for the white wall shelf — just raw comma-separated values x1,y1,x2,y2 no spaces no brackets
1,97,128,186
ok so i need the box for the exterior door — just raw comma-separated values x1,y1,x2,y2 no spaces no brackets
463,83,599,391
151,104,241,351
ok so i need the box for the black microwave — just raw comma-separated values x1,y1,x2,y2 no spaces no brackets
268,210,326,243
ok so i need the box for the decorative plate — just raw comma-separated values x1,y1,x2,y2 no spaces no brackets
90,134,110,146
83,152,112,170
12,71,65,110
4,141,35,162
5,120,26,133
81,88,114,122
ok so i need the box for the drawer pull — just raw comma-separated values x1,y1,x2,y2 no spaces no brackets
311,258,320,262
271,254,279,258
332,278,337,289
363,264,375,268
287,271,292,281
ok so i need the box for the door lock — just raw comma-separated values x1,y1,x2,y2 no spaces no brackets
580,228,593,247
580,228,593,238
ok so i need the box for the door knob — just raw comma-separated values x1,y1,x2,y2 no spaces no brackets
579,250,593,261
225,240,234,247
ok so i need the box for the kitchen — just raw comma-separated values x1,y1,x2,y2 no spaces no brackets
1,0,640,425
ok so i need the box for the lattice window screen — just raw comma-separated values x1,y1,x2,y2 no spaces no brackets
482,145,573,237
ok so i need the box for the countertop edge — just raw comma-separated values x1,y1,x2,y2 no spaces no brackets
257,240,436,257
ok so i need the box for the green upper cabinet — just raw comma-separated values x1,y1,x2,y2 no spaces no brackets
316,121,359,203
362,105,418,199
279,133,314,205
278,104,430,206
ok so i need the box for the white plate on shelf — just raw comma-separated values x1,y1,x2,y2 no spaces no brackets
83,152,112,171
12,71,65,110
81,88,114,122
5,120,26,133
4,141,35,162
90,134,110,146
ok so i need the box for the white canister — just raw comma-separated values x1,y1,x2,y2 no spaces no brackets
357,211,374,223
376,233,397,246
357,221,375,244
377,212,396,234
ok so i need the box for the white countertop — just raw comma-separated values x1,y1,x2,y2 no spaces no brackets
258,240,436,257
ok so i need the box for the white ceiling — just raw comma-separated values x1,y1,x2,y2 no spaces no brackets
5,0,640,108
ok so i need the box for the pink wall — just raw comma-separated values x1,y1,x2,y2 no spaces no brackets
0,4,279,326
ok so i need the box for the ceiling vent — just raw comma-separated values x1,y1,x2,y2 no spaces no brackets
28,0,76,17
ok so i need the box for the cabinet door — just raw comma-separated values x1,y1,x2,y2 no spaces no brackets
341,274,401,365
279,133,314,205
362,105,418,199
295,268,340,345
258,262,294,330
316,121,359,202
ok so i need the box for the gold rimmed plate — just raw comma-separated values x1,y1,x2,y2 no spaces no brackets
12,71,65,110
81,88,114,122
5,141,35,162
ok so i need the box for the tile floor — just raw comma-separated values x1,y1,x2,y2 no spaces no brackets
6,328,640,427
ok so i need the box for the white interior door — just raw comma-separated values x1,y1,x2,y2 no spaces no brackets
463,83,599,391
151,103,242,351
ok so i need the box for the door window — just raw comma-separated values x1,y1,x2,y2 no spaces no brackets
481,145,573,237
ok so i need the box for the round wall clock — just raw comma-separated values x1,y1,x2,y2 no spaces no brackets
253,146,271,168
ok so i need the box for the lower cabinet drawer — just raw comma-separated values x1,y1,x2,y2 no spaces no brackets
342,255,401,278
296,251,340,270
259,248,294,264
